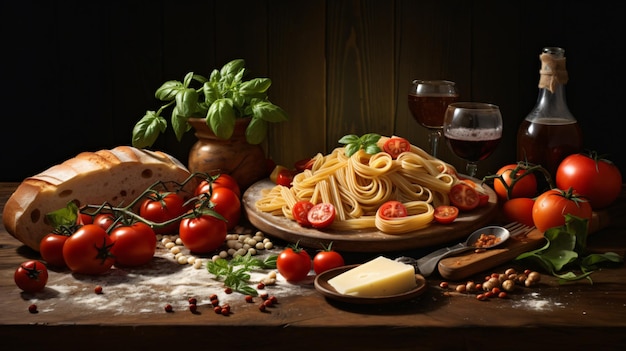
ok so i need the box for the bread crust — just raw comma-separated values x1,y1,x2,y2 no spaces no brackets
2,146,194,251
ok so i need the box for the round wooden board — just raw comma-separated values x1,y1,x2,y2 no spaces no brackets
242,179,499,252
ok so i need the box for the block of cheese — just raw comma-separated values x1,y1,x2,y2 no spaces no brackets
327,256,417,297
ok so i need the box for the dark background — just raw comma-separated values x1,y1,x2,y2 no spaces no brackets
1,0,624,181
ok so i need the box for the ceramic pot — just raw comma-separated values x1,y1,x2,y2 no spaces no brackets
187,117,268,191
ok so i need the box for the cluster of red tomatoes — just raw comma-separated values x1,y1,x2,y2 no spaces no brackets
15,174,243,292
276,242,345,282
493,152,622,232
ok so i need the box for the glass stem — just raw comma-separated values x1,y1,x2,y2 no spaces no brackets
466,162,478,178
429,129,442,158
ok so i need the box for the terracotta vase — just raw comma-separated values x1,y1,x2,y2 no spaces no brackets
187,117,268,191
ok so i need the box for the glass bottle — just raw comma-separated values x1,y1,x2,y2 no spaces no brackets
516,47,583,179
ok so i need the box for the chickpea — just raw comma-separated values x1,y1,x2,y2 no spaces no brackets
501,279,516,292
527,271,541,283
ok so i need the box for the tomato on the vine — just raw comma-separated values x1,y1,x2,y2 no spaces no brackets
109,222,157,267
179,214,227,253
139,192,187,235
14,260,48,293
63,224,115,275
556,152,623,209
532,188,592,233
94,213,118,231
502,197,535,227
449,183,480,211
383,137,411,159
307,203,336,229
40,233,70,268
292,200,315,227
433,205,459,224
493,164,538,200
377,200,408,220
77,212,93,225
210,187,241,230
276,244,311,282
313,243,345,274
194,173,241,198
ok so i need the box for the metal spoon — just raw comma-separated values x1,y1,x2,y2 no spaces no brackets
397,225,511,277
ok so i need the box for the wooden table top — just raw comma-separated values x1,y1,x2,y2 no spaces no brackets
1,182,625,351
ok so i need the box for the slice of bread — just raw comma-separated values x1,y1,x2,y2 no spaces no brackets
3,146,195,251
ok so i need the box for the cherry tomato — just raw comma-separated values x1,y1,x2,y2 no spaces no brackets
493,164,538,200
276,169,295,187
383,137,411,159
313,244,345,274
449,183,480,211
292,200,315,227
109,222,157,267
556,153,623,209
94,213,118,231
270,165,290,183
62,224,115,275
502,197,535,227
140,192,187,235
210,187,241,230
276,244,311,282
40,233,70,268
307,203,336,229
179,214,227,253
532,188,593,233
14,260,48,293
195,173,241,198
377,200,408,220
433,205,459,224
294,158,315,172
460,180,490,207
77,212,93,225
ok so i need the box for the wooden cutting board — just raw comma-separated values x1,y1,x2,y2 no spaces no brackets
438,187,626,281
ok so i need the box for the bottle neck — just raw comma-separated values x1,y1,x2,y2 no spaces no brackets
526,52,576,122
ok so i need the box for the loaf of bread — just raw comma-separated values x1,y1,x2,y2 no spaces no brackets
3,146,195,251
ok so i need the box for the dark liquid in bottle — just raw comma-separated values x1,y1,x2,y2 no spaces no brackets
516,118,583,177
408,94,459,129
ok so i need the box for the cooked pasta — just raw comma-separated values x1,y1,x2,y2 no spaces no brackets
254,136,459,234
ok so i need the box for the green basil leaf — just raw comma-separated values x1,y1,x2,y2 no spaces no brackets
203,81,220,104
171,109,190,142
362,133,382,145
338,134,360,145
132,112,167,148
239,78,272,95
246,117,267,145
220,59,245,78
183,72,195,87
155,80,183,101
176,88,199,117
209,68,221,82
45,202,80,228
344,143,360,157
207,99,236,139
251,100,288,123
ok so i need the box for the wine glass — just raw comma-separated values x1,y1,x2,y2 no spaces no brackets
408,80,459,158
443,102,503,178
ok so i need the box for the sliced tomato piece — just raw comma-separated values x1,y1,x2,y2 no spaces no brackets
377,200,408,220
294,158,314,172
292,200,314,227
307,203,336,229
433,205,459,224
383,137,411,159
449,183,480,211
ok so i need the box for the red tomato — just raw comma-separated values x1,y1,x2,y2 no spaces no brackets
63,224,115,275
313,245,345,274
294,158,315,172
270,165,289,183
77,212,93,225
210,187,241,230
292,200,315,227
449,183,480,211
94,213,118,231
493,164,538,200
377,200,408,220
179,214,227,253
109,222,157,267
556,153,623,209
14,260,48,293
276,245,312,282
194,173,241,198
140,192,187,235
502,197,535,227
40,233,70,268
532,188,593,233
383,137,411,159
433,205,459,224
307,203,336,229
460,180,490,207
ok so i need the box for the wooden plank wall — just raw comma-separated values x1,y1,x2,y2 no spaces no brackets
2,0,624,182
